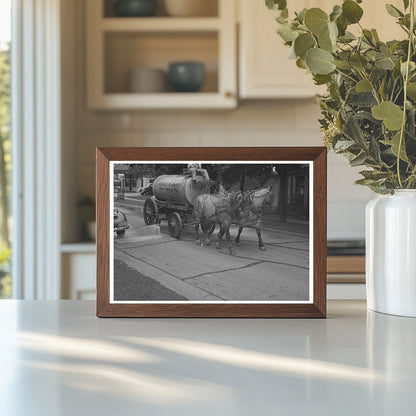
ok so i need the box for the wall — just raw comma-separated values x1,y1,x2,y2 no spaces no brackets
61,0,374,243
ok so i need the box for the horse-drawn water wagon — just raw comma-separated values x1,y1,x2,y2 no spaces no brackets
143,174,216,238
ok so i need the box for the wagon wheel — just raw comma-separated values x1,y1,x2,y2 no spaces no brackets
201,221,216,235
143,197,159,225
168,212,183,239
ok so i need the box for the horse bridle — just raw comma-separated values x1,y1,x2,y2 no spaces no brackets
246,188,272,209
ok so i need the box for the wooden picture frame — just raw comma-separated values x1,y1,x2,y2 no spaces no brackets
96,147,327,318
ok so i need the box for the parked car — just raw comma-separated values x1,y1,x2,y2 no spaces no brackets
114,208,129,236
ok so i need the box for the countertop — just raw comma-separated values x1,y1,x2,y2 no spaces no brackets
0,300,415,415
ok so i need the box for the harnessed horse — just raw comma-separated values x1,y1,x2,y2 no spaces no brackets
235,186,275,251
194,191,244,255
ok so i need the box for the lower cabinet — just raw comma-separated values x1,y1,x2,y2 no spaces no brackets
61,251,96,300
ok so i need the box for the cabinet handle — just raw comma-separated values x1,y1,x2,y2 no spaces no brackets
224,91,234,99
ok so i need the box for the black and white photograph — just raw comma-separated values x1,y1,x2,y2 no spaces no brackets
110,161,312,303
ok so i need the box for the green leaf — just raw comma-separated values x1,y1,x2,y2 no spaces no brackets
276,14,287,24
350,152,368,167
344,115,367,147
339,31,356,43
375,55,395,70
403,0,410,10
360,170,391,180
385,4,404,18
385,132,409,162
266,0,287,11
277,23,298,43
371,29,380,42
296,8,307,23
363,29,376,46
333,60,353,70
370,67,385,85
296,57,308,69
348,92,377,107
334,139,355,152
318,27,334,52
306,48,335,75
378,78,386,100
407,82,416,99
369,136,382,163
372,101,404,131
350,54,368,70
330,5,342,22
313,74,332,85
328,21,338,44
342,0,364,24
336,15,348,36
356,79,372,92
294,33,316,58
304,8,329,35
355,178,376,186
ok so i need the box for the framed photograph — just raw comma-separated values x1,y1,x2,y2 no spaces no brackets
96,147,326,318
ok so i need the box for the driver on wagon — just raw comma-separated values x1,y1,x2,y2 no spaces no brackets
188,163,210,182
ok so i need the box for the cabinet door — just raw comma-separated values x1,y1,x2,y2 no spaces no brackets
239,0,404,99
62,253,96,300
239,0,326,99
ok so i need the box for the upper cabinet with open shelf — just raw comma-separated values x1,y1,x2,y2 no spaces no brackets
86,0,236,109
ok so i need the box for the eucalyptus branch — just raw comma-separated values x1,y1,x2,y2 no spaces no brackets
359,69,381,104
390,79,398,101
334,68,358,84
397,0,415,188
393,85,404,103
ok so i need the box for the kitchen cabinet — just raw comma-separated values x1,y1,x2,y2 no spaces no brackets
86,0,237,109
61,245,96,300
238,0,404,99
239,0,325,99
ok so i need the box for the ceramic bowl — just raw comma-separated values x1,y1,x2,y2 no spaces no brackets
128,68,167,93
114,0,158,17
168,62,205,92
164,0,217,17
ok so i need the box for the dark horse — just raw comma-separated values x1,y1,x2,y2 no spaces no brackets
194,191,244,255
235,187,276,251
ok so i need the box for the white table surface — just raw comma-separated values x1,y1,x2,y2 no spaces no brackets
0,300,415,416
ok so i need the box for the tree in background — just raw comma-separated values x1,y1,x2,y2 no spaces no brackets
0,42,10,298
0,44,10,249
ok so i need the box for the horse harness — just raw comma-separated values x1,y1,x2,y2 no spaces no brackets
196,192,245,221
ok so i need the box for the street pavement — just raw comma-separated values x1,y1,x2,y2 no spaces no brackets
114,194,310,302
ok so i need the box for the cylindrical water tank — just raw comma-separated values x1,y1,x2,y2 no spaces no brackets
152,175,211,206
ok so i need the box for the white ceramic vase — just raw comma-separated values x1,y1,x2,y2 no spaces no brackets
366,190,416,317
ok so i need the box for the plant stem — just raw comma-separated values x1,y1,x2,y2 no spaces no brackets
359,69,381,104
334,68,358,84
397,0,415,188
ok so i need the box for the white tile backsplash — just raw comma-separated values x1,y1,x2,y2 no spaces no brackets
328,199,369,240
